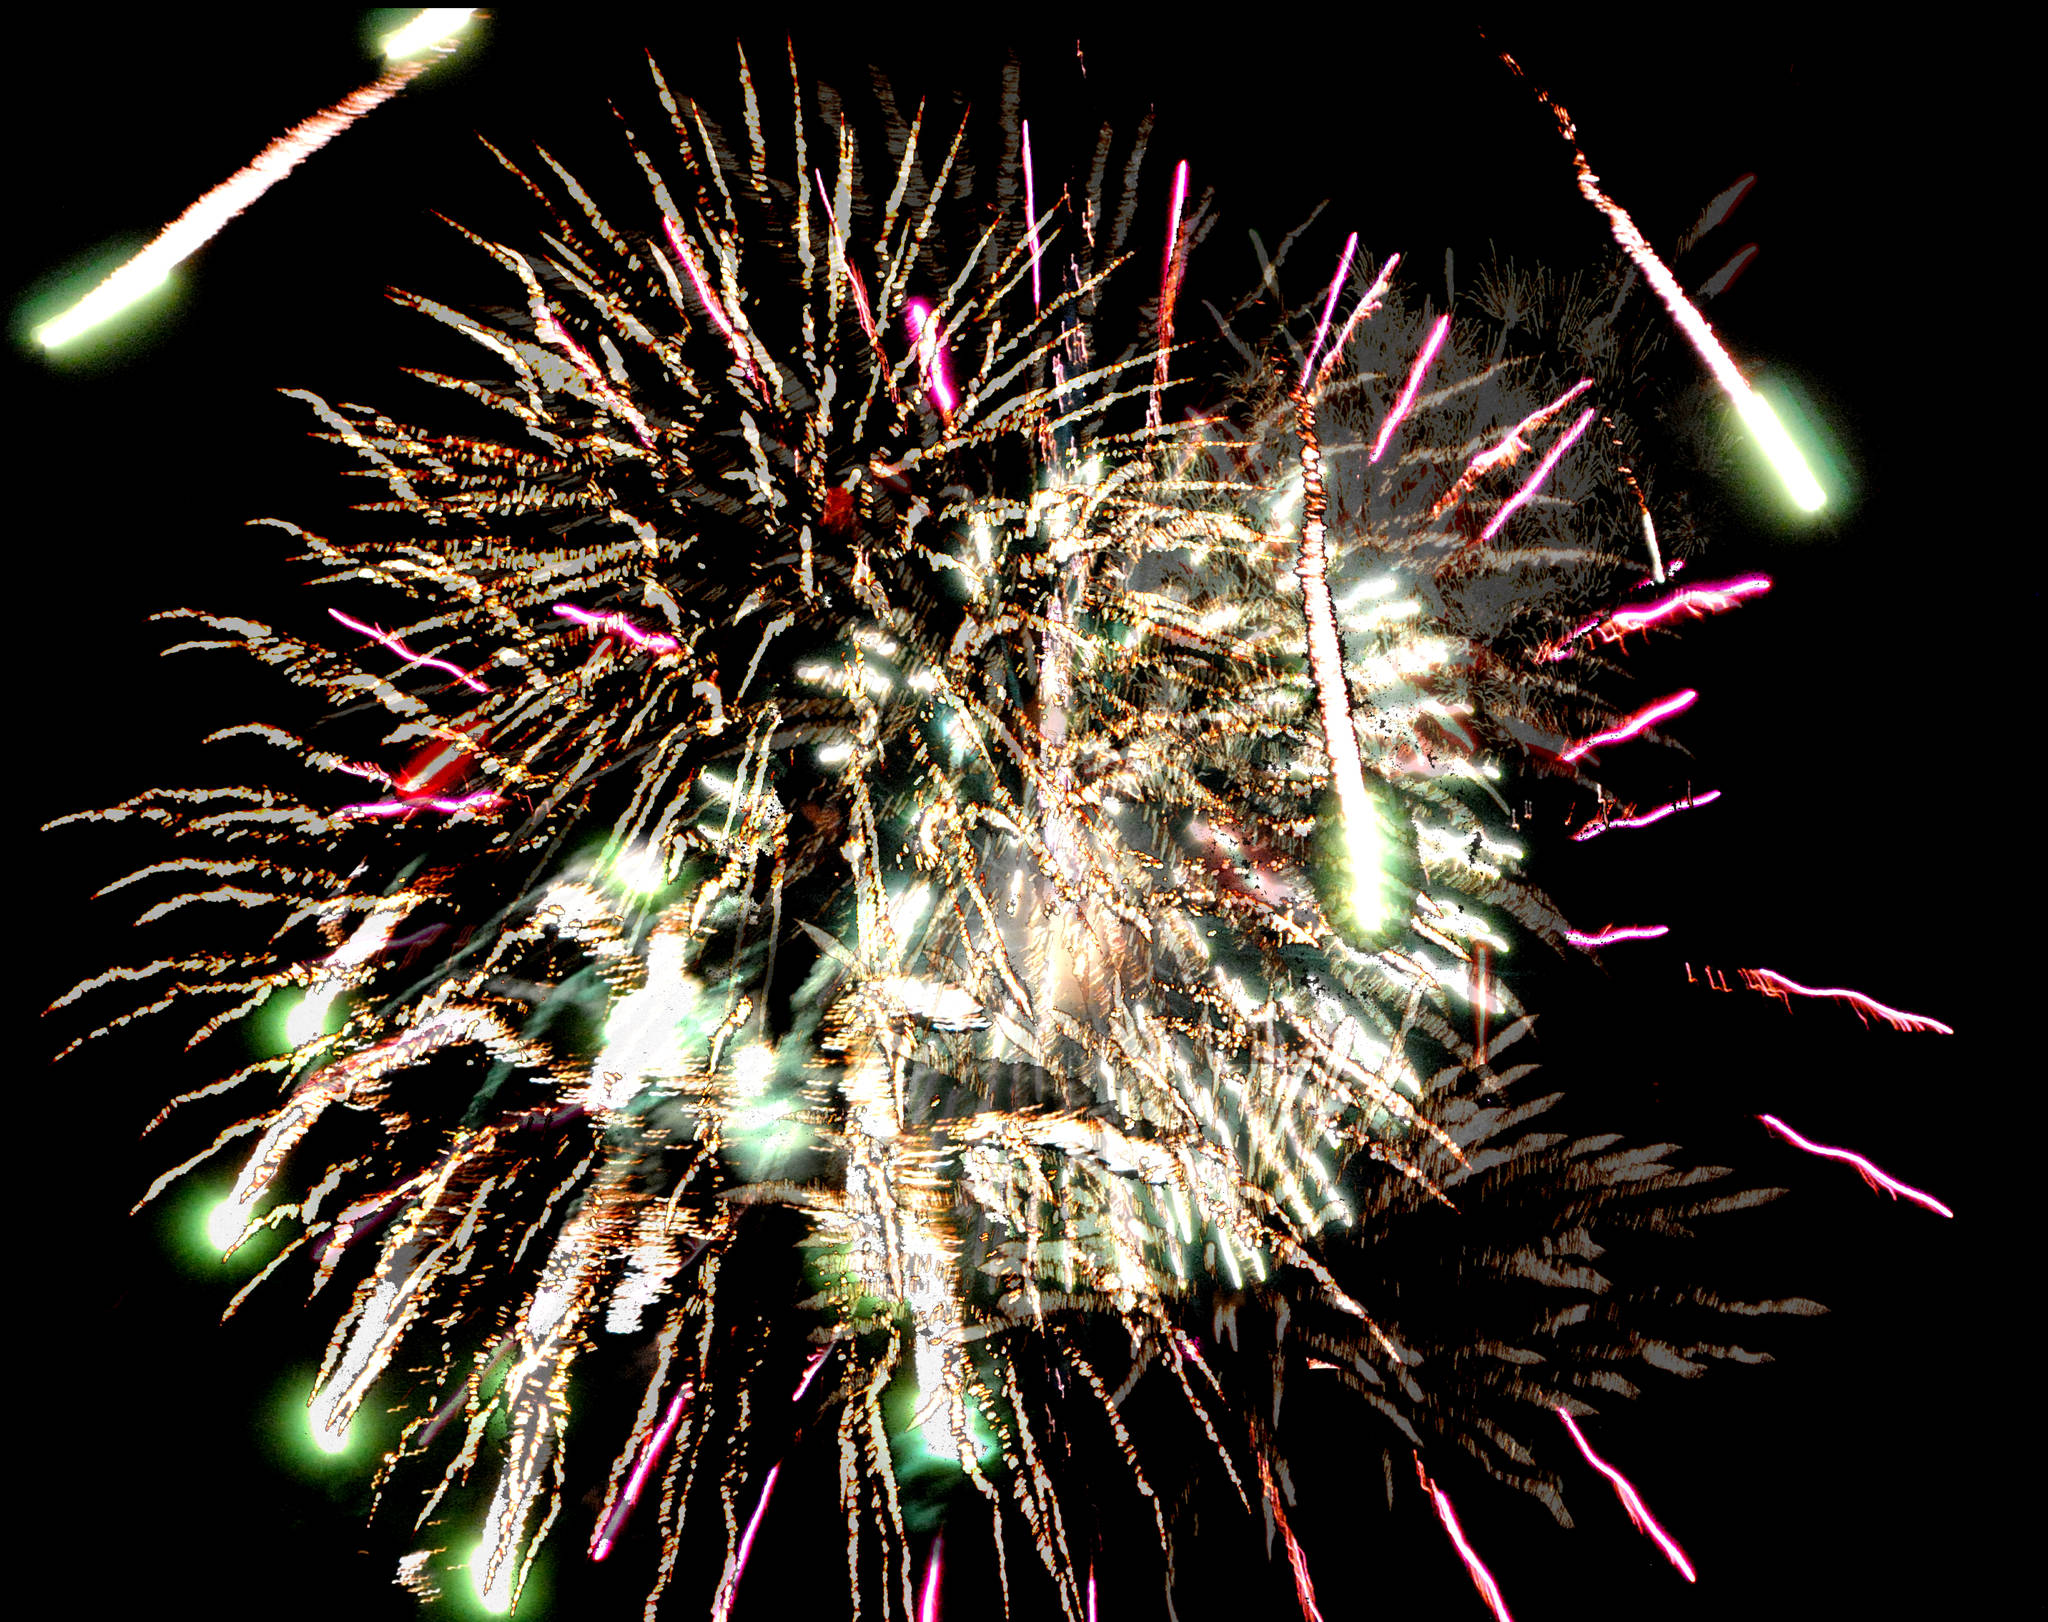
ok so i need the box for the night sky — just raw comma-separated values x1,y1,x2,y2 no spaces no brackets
15,14,2013,1621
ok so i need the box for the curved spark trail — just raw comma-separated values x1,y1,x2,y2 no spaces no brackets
1572,790,1721,842
1555,1408,1696,1581
1741,968,1954,1035
1559,690,1696,762
1564,923,1669,948
329,609,490,693
552,604,681,654
1759,1114,1954,1218
1417,1458,1513,1622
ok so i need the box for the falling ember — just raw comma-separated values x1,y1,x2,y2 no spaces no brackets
1759,1115,1954,1218
1558,689,1697,762
31,12,472,350
1554,1408,1697,1582
1368,313,1450,463
1571,790,1722,842
337,789,501,819
1416,1457,1514,1622
329,608,490,693
1564,923,1670,949
1600,576,1773,639
1503,56,1826,511
1741,967,1955,1036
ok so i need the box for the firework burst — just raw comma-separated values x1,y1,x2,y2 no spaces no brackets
36,23,1976,1622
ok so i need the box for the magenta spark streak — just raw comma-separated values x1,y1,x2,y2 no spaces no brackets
1149,160,1190,426
663,216,760,383
710,1462,782,1622
552,603,681,654
1477,405,1596,540
1564,923,1670,948
1021,120,1042,308
1571,790,1721,842
1558,689,1697,762
1743,968,1955,1036
1758,1114,1954,1217
336,790,500,819
1554,1409,1697,1581
1314,252,1401,389
1368,313,1450,463
329,609,489,693
1602,575,1772,636
905,298,957,416
1298,232,1359,389
1416,1459,1514,1622
591,1382,696,1561
791,1343,834,1403
918,1535,944,1622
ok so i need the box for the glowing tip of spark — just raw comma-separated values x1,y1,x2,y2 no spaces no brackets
32,266,172,350
1736,391,1826,511
311,1416,350,1455
205,1200,247,1252
380,8,475,59
470,1546,514,1614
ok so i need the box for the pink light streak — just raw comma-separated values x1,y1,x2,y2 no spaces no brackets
1150,160,1190,427
1369,313,1450,464
1554,1409,1696,1582
1564,923,1670,949
918,1535,944,1622
1021,121,1043,308
1742,968,1954,1036
1559,689,1697,762
1314,252,1401,388
329,609,489,693
591,1382,696,1561
664,216,760,383
1572,790,1721,842
1477,406,1596,540
905,298,957,417
553,603,681,654
1298,232,1359,389
710,1463,782,1622
791,1343,834,1403
534,310,654,447
337,789,500,820
1601,575,1772,638
1759,1114,1954,1217
1416,1458,1513,1622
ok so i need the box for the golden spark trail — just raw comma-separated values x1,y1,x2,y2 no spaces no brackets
33,11,473,349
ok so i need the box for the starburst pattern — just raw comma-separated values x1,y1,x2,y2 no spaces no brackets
51,47,1909,1620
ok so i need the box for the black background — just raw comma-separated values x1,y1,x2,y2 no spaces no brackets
15,12,2017,1621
